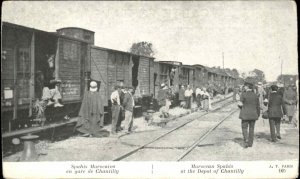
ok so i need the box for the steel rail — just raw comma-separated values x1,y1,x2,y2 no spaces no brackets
176,108,238,161
113,96,234,161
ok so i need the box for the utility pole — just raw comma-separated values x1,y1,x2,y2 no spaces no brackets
222,52,226,97
222,52,224,70
280,56,284,86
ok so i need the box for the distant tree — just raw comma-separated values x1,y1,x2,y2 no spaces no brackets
244,69,266,84
277,74,298,86
231,68,239,78
252,69,266,83
129,41,155,57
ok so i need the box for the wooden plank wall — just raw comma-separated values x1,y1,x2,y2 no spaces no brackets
2,27,32,107
138,56,151,96
107,52,116,96
58,38,83,102
149,59,154,96
90,47,108,106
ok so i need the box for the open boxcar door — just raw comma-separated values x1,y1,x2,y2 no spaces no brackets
56,37,87,103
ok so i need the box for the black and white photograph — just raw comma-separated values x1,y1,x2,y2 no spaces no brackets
1,1,298,178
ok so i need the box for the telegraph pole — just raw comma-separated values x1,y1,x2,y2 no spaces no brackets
280,56,284,86
222,52,226,97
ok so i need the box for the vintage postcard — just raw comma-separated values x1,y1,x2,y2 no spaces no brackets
1,1,298,178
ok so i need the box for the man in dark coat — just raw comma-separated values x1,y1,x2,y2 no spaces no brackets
178,85,185,108
268,85,284,142
76,81,104,137
239,82,260,148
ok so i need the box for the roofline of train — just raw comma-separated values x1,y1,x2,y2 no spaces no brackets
90,45,155,60
2,21,93,44
2,21,236,79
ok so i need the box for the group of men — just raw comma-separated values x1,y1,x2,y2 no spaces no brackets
110,85,135,135
178,85,211,111
238,81,298,148
156,83,213,119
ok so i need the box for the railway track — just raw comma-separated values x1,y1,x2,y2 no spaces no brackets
113,97,238,161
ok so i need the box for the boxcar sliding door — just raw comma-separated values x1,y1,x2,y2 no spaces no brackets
57,38,86,103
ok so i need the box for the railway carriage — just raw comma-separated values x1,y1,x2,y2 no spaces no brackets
1,22,155,132
180,65,195,88
1,22,90,132
193,64,209,88
153,61,181,97
90,46,155,111
1,21,237,136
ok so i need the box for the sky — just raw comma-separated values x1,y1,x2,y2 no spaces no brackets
2,1,298,81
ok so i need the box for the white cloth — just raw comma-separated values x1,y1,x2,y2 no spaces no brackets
110,90,120,105
42,86,62,100
195,88,202,96
184,89,193,97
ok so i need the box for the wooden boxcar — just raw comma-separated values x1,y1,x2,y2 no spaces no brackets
1,22,90,132
90,46,155,106
180,65,195,88
153,61,181,97
193,64,209,88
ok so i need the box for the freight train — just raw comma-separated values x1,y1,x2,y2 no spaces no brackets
1,22,237,134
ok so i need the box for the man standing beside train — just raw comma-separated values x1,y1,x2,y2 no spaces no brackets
122,87,135,133
184,85,193,109
111,86,121,135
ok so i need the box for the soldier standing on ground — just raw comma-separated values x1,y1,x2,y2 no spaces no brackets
283,85,297,124
110,86,121,135
122,87,135,133
75,81,104,137
268,85,284,142
178,85,185,108
239,82,260,148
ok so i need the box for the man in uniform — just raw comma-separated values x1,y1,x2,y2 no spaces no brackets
184,85,193,109
117,86,126,132
76,81,105,137
110,86,121,135
122,87,135,133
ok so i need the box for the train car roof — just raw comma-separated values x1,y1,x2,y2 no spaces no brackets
181,64,195,69
57,27,95,33
157,60,182,66
91,45,155,60
193,64,207,69
2,21,90,44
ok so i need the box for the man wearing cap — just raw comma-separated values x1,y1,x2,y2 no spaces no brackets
76,81,105,137
122,87,135,133
257,82,266,110
239,82,260,148
268,85,284,142
110,86,121,135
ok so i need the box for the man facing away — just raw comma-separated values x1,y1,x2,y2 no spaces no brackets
122,87,135,133
110,86,121,135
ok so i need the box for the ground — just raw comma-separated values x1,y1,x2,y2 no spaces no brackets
3,94,299,162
